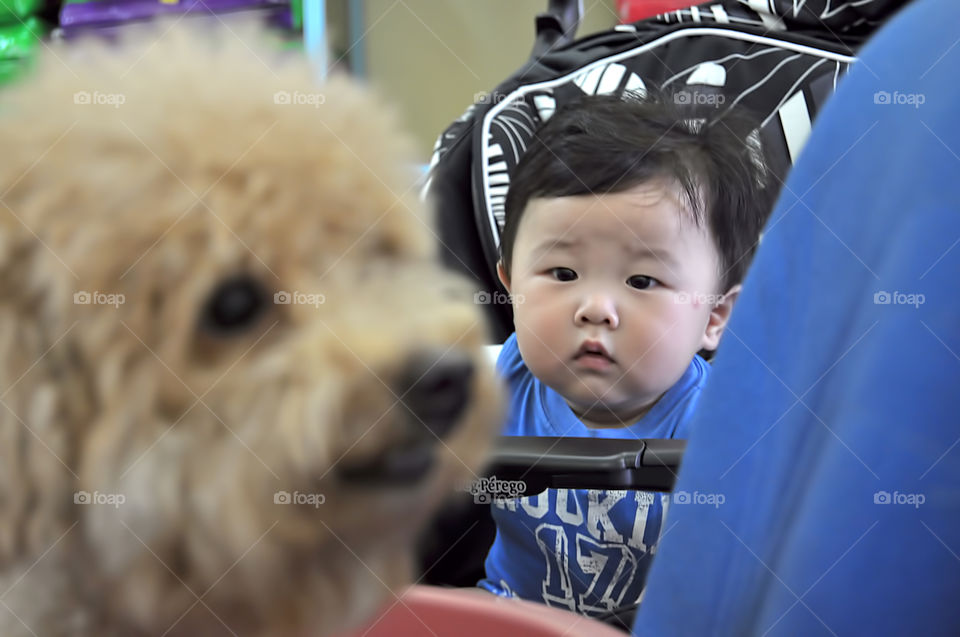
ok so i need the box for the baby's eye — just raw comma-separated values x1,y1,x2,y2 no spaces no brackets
627,275,658,290
549,267,578,282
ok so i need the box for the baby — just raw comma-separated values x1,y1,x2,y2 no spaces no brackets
479,91,774,615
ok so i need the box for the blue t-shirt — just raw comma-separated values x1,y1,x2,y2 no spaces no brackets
479,332,709,615
634,1,960,635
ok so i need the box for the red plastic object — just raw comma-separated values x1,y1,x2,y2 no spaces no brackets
336,586,630,637
617,0,698,22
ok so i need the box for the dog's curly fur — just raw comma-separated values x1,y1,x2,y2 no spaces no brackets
0,21,501,637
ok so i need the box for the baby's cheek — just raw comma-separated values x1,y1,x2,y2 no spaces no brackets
513,285,562,324
651,294,708,340
518,313,561,353
675,290,711,314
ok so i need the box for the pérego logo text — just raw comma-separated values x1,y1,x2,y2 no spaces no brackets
460,475,526,504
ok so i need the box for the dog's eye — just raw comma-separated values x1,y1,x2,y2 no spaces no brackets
200,275,269,336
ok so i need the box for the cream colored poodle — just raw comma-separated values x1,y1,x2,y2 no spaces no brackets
0,20,501,637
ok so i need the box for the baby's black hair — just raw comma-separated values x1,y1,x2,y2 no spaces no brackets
499,90,776,292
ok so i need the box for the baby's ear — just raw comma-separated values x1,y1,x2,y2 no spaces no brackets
496,261,511,293
700,284,742,351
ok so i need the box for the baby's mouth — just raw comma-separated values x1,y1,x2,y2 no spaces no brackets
574,340,615,369
575,340,615,363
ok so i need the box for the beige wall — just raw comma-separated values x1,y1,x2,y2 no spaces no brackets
361,1,618,161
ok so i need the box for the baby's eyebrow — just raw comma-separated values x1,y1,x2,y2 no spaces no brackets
624,243,680,269
627,243,669,257
532,237,581,257
532,237,676,265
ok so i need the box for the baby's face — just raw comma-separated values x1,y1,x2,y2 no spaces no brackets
499,180,728,427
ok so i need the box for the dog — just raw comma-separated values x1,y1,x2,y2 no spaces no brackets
0,20,501,637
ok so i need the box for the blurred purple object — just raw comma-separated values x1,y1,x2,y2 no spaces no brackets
57,4,294,41
60,0,286,28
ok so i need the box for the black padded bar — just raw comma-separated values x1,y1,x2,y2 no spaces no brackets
530,0,582,59
483,436,686,495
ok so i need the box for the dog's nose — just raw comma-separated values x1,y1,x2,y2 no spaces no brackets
398,348,474,439
337,349,475,486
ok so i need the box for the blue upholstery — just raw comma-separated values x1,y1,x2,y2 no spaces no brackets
633,0,960,634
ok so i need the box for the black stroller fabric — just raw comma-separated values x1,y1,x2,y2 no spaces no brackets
425,0,911,344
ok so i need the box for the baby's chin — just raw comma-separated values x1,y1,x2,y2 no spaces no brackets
561,389,662,428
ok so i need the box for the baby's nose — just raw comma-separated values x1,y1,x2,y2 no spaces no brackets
396,347,474,438
574,294,620,328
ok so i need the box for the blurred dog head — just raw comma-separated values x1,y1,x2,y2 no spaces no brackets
0,21,501,637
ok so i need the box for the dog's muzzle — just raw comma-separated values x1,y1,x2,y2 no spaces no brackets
338,347,474,485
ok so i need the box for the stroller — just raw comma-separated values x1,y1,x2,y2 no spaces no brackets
414,0,910,632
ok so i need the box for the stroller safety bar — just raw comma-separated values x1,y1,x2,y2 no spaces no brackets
484,436,686,495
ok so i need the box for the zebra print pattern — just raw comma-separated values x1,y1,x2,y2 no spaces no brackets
476,28,854,247
652,0,898,33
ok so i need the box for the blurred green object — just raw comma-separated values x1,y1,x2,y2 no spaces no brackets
0,16,46,59
0,57,20,81
0,57,28,88
291,0,301,29
0,0,43,25
0,16,48,89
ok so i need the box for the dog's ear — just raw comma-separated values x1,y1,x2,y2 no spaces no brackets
0,241,89,567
